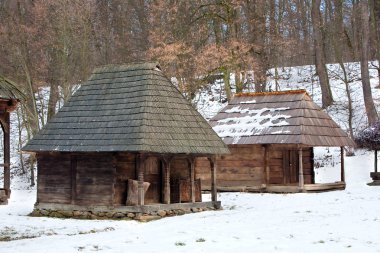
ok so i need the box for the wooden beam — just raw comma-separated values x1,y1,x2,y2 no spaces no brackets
264,145,269,185
208,156,217,202
70,155,77,204
162,156,171,204
137,154,145,206
375,150,378,173
189,157,196,203
2,112,10,198
340,147,345,182
298,147,304,191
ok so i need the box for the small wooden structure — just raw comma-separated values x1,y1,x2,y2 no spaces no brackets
196,90,355,193
355,121,380,185
0,76,24,204
23,63,229,219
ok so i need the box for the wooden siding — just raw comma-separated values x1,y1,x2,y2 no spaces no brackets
114,153,136,205
195,144,314,190
75,154,115,206
37,153,72,204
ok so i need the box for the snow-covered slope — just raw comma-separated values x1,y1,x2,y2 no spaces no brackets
0,151,378,252
0,62,379,252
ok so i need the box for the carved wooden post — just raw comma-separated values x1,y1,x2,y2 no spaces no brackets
137,154,145,206
70,155,77,204
3,113,10,198
189,156,195,203
341,147,345,182
162,156,171,204
298,147,304,191
375,150,378,173
208,156,217,202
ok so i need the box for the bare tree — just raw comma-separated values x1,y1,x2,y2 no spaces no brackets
312,0,334,108
359,0,378,125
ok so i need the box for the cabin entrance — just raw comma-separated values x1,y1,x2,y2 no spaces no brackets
283,150,299,184
144,157,162,204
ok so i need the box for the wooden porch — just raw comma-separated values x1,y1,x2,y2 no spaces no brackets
213,181,346,193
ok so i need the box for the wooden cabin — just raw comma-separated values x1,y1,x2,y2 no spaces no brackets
0,76,24,205
196,90,355,193
356,121,380,186
23,63,229,219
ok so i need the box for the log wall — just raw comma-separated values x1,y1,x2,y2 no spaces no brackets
37,153,72,204
195,144,314,190
37,152,115,206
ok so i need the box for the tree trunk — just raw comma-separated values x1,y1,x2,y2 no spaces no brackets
312,0,334,108
360,0,378,125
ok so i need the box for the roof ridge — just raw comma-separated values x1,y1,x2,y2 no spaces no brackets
92,62,160,74
235,89,308,97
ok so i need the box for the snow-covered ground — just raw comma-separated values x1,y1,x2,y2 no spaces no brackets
0,150,379,252
1,62,380,252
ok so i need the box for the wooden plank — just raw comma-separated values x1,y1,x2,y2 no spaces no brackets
71,156,77,204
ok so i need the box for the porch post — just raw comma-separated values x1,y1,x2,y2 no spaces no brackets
163,156,171,204
264,145,270,186
137,153,145,206
340,147,345,182
3,113,10,198
298,147,304,191
375,150,378,173
208,156,217,202
189,156,196,203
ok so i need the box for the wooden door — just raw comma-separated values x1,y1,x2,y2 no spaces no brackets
283,150,299,184
144,157,162,204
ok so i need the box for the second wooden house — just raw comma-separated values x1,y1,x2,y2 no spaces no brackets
196,90,355,193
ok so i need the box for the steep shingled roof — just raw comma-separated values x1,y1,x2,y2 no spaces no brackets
0,76,26,101
210,90,355,147
23,62,229,154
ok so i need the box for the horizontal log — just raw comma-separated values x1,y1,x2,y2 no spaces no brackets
77,177,114,185
76,185,113,195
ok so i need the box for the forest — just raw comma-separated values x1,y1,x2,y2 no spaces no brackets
0,0,379,145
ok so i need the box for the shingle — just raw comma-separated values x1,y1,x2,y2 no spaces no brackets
211,90,355,147
23,62,229,154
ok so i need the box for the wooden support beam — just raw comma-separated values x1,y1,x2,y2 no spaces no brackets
208,156,217,202
3,112,10,198
264,145,269,185
375,150,378,173
189,156,196,203
298,147,304,191
70,155,77,204
341,147,345,182
137,154,145,206
162,156,171,204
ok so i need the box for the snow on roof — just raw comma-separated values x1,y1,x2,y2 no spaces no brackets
210,90,355,147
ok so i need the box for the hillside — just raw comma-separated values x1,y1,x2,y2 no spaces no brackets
0,62,379,252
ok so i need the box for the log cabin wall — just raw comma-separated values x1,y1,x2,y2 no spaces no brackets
195,145,265,189
37,153,72,204
195,144,314,190
37,152,116,206
268,145,314,185
171,158,190,181
74,154,115,206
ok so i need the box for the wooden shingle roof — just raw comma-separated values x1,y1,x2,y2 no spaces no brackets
23,62,229,154
210,90,355,147
0,76,25,101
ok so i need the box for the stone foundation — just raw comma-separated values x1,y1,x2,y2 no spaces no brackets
30,201,221,221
